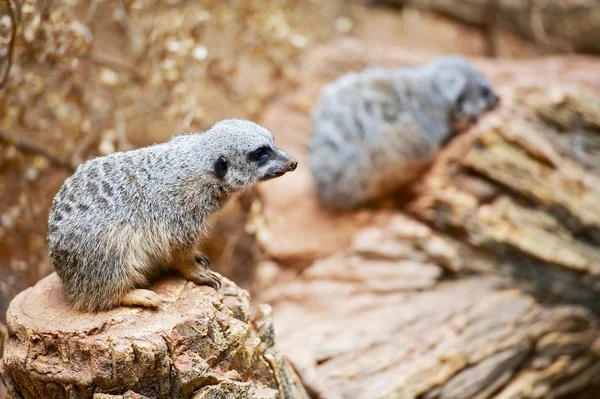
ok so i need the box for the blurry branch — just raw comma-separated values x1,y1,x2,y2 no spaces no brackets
71,106,168,165
528,0,572,52
85,0,101,22
483,0,498,57
86,52,145,82
114,110,132,151
206,59,242,101
175,95,196,135
0,0,18,88
69,129,101,167
0,130,76,171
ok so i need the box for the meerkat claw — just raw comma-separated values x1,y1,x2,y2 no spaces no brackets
209,271,222,289
190,270,221,290
194,253,211,268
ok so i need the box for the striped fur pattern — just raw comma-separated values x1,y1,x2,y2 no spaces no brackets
48,119,296,312
309,55,498,210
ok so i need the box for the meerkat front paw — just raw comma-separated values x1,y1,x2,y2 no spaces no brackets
188,269,222,290
194,253,211,268
120,289,162,309
172,249,220,290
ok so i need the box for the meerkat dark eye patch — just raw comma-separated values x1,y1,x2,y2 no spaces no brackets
248,145,272,165
213,156,228,179
480,86,492,99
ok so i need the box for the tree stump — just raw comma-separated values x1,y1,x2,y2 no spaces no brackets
1,273,308,399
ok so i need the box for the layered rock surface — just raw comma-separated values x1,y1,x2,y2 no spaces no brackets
260,214,600,398
409,85,600,313
255,39,600,398
256,38,600,267
1,273,308,399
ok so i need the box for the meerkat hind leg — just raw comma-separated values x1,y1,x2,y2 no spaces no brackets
120,289,162,309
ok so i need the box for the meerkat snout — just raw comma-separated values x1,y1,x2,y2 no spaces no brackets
487,88,500,108
287,159,298,171
255,147,298,181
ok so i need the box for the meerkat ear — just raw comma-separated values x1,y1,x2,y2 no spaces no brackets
434,70,467,106
213,156,228,179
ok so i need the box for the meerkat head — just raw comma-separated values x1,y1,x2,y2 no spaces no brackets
430,55,499,130
199,119,297,191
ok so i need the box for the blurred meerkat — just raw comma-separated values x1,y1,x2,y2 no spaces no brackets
309,55,498,210
47,119,297,312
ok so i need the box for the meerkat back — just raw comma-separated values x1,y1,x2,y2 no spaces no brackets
308,56,498,210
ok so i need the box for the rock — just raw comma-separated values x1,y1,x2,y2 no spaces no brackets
1,273,308,399
255,38,600,398
375,0,600,54
409,84,600,313
257,38,600,268
0,361,5,399
260,215,600,398
0,322,5,399
297,38,600,91
0,322,5,357
93,392,151,399
264,251,600,398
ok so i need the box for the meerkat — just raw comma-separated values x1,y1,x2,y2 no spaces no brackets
47,119,297,312
309,55,498,210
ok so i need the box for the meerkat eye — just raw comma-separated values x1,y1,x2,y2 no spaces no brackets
213,155,228,179
481,86,492,98
248,146,272,164
456,91,468,110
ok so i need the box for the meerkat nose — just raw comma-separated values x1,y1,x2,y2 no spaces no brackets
287,159,298,172
491,93,500,107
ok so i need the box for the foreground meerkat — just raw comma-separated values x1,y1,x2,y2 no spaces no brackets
309,55,498,210
47,119,297,312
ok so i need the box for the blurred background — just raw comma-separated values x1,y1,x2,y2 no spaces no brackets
1,1,600,398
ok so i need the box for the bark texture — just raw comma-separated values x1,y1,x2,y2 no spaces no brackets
1,274,308,399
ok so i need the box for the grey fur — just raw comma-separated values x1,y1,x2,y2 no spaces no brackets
47,119,297,312
309,55,498,210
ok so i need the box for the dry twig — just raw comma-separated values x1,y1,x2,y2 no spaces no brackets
0,131,76,170
0,0,18,88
